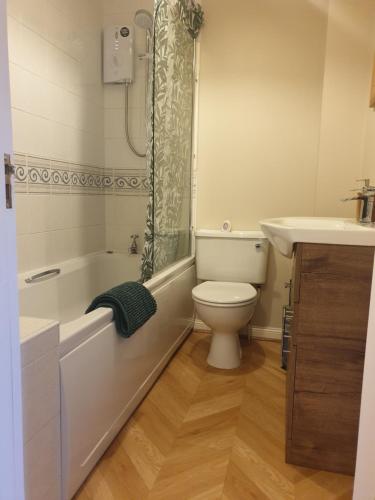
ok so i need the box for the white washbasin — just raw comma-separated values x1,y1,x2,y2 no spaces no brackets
260,217,375,258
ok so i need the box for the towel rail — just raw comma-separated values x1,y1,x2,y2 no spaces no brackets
25,268,61,284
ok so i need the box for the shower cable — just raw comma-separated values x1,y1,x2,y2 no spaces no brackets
124,82,146,158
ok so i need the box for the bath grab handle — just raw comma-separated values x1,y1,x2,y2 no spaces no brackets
25,268,61,284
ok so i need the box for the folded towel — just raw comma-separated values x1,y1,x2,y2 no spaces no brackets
85,281,157,337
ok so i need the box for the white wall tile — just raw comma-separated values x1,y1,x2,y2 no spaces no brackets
21,24,49,80
7,0,23,21
21,0,48,36
47,195,73,231
12,109,53,158
16,235,30,272
22,349,59,443
10,0,150,273
23,416,60,500
7,16,28,67
28,195,50,234
15,194,29,235
26,232,50,270
105,137,146,168
104,84,124,109
105,108,123,139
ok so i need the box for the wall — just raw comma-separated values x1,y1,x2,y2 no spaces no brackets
7,0,106,272
8,0,153,273
196,0,375,329
315,0,375,216
102,0,152,255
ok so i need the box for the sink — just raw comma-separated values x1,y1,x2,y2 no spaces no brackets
259,217,375,257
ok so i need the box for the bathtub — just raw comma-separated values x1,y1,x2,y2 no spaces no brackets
18,252,196,500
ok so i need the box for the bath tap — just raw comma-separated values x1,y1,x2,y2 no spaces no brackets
129,234,139,254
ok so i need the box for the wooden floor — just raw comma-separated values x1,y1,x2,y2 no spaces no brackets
75,332,354,500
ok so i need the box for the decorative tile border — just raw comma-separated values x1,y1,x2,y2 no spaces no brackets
14,153,149,196
113,169,149,194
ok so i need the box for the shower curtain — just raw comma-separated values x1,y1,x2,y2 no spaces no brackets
141,0,204,282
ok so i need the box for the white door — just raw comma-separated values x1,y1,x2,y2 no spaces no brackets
354,256,375,499
0,0,25,499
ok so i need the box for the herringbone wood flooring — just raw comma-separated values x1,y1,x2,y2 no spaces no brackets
75,332,354,500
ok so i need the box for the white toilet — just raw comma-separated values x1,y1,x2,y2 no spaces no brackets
192,229,269,369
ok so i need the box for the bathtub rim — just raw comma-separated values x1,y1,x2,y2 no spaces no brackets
58,255,196,357
18,251,142,290
18,251,195,291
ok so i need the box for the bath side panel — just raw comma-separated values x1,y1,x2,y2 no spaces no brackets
60,264,196,500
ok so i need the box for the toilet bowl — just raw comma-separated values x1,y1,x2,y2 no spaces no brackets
193,229,269,370
192,281,258,369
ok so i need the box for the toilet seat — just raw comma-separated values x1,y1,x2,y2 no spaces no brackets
192,281,258,307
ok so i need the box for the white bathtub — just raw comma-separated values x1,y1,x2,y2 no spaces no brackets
18,252,196,500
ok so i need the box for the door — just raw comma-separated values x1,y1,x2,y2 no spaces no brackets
354,254,375,499
0,0,25,498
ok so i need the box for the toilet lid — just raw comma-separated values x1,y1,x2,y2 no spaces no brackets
192,281,257,305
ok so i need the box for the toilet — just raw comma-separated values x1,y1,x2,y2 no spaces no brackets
192,229,269,369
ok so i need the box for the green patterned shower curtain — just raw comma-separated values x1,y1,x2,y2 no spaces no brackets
141,0,204,282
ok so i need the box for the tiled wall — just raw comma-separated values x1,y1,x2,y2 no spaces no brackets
102,0,152,254
7,0,153,272
7,0,105,166
7,0,106,272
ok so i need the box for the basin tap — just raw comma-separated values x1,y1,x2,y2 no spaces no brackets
342,179,375,225
129,234,139,255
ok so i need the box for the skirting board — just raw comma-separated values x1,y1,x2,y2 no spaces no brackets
194,318,282,341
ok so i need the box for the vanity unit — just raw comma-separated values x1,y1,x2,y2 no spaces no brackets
260,217,375,475
286,243,374,474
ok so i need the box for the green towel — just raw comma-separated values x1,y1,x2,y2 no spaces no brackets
85,282,157,337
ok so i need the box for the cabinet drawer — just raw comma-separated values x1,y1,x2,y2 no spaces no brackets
287,440,356,475
294,347,364,394
290,391,361,474
301,244,374,278
296,273,370,341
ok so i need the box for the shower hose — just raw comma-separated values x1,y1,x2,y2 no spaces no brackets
124,82,146,158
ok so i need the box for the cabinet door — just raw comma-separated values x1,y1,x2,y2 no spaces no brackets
294,346,365,394
289,390,361,474
286,345,364,474
301,244,374,279
295,273,370,342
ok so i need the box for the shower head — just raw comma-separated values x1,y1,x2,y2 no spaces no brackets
134,9,153,31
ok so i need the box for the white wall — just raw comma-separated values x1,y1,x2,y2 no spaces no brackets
7,0,106,272
315,0,375,216
196,0,375,328
102,0,152,254
8,0,153,272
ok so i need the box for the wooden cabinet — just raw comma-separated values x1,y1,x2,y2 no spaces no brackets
286,243,374,475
